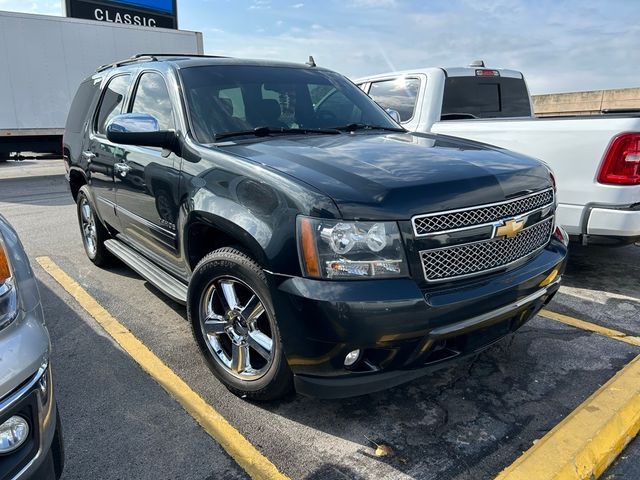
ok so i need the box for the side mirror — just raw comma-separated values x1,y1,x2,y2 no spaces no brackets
106,113,178,152
385,108,402,123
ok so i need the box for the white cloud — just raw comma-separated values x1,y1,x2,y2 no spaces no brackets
292,3,304,8
248,0,271,10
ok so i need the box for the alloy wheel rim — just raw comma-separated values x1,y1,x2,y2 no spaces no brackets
79,198,97,257
200,276,274,381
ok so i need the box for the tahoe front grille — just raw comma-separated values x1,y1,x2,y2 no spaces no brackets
412,188,554,236
419,217,554,282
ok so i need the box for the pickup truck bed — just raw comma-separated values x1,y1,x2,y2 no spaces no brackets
431,115,640,243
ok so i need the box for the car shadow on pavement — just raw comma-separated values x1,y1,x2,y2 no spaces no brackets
561,243,640,298
551,244,639,335
0,174,73,207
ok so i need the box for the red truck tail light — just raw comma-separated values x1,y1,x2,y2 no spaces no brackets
597,132,640,185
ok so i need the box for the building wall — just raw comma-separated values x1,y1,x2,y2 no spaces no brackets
532,88,640,117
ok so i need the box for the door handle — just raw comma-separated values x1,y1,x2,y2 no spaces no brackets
82,151,96,161
114,162,131,177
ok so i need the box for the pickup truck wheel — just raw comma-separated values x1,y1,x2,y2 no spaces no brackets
188,248,293,401
76,186,112,266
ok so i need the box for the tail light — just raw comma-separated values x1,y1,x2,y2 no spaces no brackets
597,133,640,185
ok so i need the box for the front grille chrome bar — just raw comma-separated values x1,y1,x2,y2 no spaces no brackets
412,188,555,237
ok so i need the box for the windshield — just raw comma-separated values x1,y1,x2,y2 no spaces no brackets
179,65,400,143
441,76,531,119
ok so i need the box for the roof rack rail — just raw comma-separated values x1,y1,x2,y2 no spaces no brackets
132,53,228,59
96,53,228,72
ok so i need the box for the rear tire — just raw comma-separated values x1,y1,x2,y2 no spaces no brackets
76,185,112,267
188,247,293,401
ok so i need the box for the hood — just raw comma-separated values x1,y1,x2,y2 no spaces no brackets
217,132,551,220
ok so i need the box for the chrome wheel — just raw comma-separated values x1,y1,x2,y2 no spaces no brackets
79,197,97,257
200,276,274,380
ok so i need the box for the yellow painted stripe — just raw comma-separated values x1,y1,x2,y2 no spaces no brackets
496,354,640,479
540,309,640,347
36,256,289,480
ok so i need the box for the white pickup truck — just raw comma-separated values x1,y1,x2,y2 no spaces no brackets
355,64,640,245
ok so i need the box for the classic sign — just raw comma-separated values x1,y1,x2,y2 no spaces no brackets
65,0,178,29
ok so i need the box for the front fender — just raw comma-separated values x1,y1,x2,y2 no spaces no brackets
180,146,340,275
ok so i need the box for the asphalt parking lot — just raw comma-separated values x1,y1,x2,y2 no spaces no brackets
1,158,638,480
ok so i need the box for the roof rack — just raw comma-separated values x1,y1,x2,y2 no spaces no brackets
96,53,228,72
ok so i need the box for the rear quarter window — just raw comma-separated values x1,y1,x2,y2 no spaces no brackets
65,79,100,134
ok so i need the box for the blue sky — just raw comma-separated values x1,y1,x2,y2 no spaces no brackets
1,0,638,94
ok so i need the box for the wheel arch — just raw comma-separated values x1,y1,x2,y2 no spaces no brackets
68,167,88,201
184,210,271,273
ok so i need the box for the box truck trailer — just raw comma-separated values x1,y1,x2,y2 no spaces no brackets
0,10,203,158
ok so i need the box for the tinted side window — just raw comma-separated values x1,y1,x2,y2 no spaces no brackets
130,72,175,130
96,75,131,134
66,79,100,134
369,78,420,122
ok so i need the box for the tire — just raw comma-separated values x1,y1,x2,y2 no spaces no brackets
76,185,112,266
188,247,293,401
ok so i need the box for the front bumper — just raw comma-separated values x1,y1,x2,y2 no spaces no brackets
268,238,567,399
0,310,62,480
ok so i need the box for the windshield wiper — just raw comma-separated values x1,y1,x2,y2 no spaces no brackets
332,123,405,133
214,126,341,142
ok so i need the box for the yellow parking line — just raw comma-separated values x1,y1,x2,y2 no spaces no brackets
539,309,640,347
36,256,289,480
496,354,640,480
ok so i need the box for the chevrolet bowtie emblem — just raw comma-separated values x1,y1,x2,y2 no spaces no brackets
495,219,525,238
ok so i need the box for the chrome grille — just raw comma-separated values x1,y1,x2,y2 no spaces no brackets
413,189,554,236
420,217,554,282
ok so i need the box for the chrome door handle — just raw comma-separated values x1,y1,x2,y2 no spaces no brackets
82,151,96,161
114,162,131,177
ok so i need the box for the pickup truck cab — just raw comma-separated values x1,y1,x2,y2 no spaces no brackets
355,64,640,245
64,55,567,400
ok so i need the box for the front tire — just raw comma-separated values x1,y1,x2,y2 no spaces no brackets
188,248,293,401
76,185,112,266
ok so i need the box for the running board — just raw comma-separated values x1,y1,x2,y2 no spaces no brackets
104,239,188,304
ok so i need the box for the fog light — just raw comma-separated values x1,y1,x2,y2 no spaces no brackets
344,349,361,367
0,416,29,454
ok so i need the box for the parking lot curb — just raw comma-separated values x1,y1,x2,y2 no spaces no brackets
36,256,290,480
496,354,640,480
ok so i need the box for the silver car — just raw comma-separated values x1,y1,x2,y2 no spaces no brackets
0,215,63,480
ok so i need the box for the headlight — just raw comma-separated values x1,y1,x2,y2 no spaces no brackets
0,237,18,330
297,216,408,279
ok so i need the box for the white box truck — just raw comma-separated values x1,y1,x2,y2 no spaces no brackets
0,10,203,158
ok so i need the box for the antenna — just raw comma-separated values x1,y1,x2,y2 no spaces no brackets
306,55,316,67
468,60,485,68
